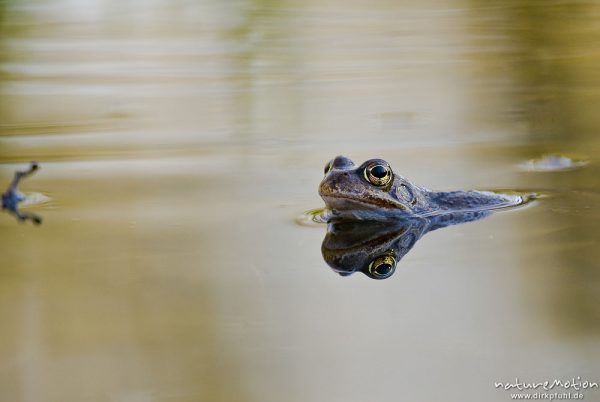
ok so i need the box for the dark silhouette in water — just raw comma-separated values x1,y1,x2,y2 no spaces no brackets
1,162,43,225
321,211,491,279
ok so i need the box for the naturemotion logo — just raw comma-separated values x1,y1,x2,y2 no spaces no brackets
494,377,598,392
494,377,598,400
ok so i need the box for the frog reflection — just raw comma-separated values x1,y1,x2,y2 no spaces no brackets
321,211,492,279
1,162,43,225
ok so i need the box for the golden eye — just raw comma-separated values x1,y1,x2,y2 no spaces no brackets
364,162,392,186
324,160,333,175
368,255,396,279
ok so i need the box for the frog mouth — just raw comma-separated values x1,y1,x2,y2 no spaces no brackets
320,194,407,211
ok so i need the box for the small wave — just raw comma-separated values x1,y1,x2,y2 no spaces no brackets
19,192,51,207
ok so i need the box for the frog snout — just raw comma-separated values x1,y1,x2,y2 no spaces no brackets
319,171,351,197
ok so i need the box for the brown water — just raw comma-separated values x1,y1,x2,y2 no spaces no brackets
1,1,599,401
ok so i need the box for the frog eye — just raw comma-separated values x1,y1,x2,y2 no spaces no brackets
367,255,396,279
324,160,333,175
364,162,393,186
368,255,396,279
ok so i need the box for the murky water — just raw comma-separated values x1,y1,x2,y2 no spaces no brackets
1,1,599,401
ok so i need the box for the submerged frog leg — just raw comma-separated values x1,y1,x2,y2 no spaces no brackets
2,162,42,225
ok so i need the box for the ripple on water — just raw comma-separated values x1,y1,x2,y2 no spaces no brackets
519,154,589,172
19,192,51,207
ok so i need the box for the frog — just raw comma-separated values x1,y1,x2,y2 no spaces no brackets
1,162,43,225
319,155,530,221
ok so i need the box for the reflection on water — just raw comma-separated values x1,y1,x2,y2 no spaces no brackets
322,211,493,279
1,1,599,402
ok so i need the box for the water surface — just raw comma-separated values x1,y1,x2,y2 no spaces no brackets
1,1,599,401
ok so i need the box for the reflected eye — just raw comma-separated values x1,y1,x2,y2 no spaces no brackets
324,160,333,175
368,255,396,279
364,162,393,186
